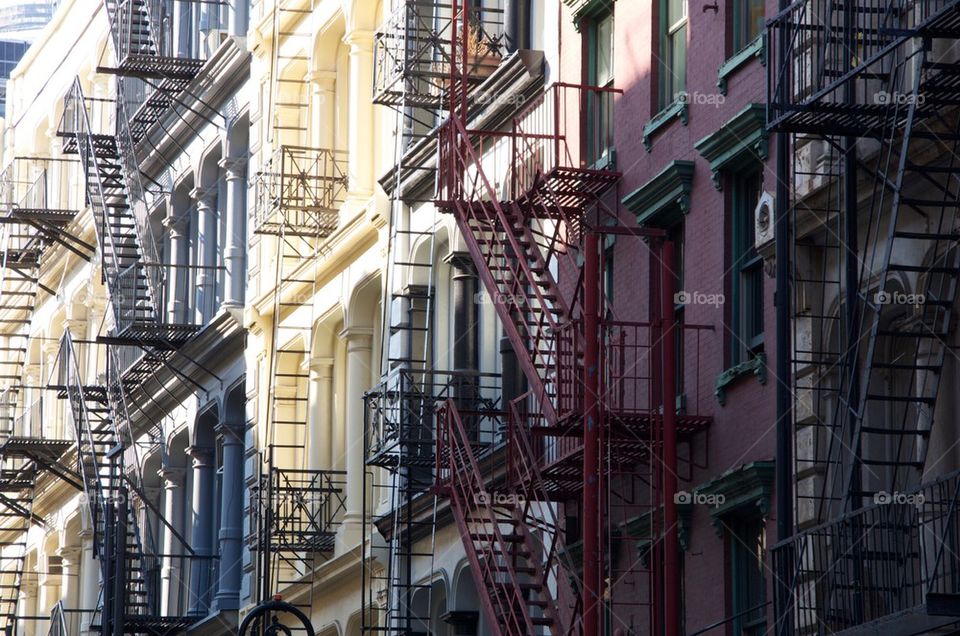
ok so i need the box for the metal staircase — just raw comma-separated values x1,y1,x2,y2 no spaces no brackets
0,463,37,635
769,0,960,630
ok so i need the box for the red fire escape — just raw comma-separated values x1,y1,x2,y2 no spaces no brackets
433,4,712,635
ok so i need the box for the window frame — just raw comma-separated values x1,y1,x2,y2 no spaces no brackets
732,0,764,54
730,168,764,366
728,513,768,636
659,0,688,110
586,8,615,166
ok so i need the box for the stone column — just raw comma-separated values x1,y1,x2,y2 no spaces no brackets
345,31,375,199
159,466,185,615
307,357,334,471
214,423,243,610
228,0,247,37
163,211,190,324
18,575,37,636
337,328,373,547
191,187,218,323
219,157,247,309
78,529,98,635
37,559,58,628
58,547,81,610
187,447,214,616
307,70,337,151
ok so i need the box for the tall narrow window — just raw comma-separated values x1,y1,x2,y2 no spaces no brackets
733,0,764,52
587,10,614,165
660,0,687,109
731,170,764,364
729,515,767,635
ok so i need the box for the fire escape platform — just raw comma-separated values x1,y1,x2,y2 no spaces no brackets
533,415,711,498
518,166,622,213
116,55,205,81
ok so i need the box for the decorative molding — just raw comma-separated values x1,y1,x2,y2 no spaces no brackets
695,461,775,536
717,34,766,96
694,103,768,190
623,502,694,554
622,160,695,227
715,352,767,406
643,100,688,151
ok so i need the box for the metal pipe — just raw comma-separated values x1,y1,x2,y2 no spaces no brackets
662,239,680,636
582,228,602,636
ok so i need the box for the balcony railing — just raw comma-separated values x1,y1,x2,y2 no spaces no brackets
253,146,348,238
365,367,504,470
766,0,959,128
262,468,347,553
372,0,507,109
774,469,960,632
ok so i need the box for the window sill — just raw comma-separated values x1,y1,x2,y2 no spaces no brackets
717,34,766,96
643,100,689,151
715,352,766,406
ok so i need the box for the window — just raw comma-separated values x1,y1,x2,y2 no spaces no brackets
660,0,687,109
731,170,763,364
733,0,764,52
729,514,767,636
587,10,614,165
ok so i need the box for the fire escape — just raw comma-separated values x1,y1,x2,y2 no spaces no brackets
250,69,349,621
0,158,89,635
769,0,960,631
368,2,713,635
49,1,223,632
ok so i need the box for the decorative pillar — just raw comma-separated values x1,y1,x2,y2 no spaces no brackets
187,447,214,616
18,574,37,636
219,157,247,309
214,422,243,610
159,466,185,615
78,529,98,635
307,70,336,151
345,31,375,199
337,327,373,547
58,547,81,609
228,0,247,37
163,210,190,324
37,558,60,625
191,187,219,322
307,357,334,471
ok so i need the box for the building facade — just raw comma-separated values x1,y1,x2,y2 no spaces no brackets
4,0,959,634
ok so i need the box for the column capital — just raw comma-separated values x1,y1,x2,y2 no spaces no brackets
344,30,375,51
162,211,190,234
159,466,186,488
218,156,247,179
189,186,217,208
443,250,476,274
307,69,337,90
338,326,374,351
187,446,215,467
307,356,334,377
57,546,82,563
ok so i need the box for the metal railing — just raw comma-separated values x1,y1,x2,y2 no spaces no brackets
773,469,960,632
372,0,507,108
364,367,504,469
252,145,348,237
766,0,960,123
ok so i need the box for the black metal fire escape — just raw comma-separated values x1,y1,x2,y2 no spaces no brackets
0,157,92,635
769,0,960,631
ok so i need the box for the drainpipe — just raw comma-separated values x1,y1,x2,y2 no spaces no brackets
582,228,602,636
661,240,680,636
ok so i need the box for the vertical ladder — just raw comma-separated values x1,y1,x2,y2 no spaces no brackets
0,465,37,635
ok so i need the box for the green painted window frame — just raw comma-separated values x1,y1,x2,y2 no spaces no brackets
731,168,764,366
586,7,615,166
659,0,687,110
733,0,765,53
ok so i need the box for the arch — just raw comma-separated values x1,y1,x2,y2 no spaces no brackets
196,140,224,191
344,272,382,331
311,306,344,359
